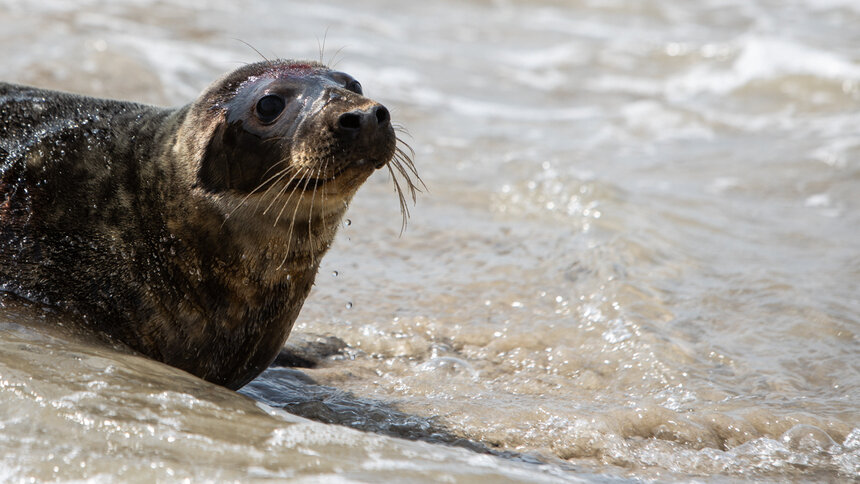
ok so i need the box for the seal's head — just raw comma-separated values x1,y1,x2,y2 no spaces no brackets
178,60,413,233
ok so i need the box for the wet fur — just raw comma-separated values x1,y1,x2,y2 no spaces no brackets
0,61,418,389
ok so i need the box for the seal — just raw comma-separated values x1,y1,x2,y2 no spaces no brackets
0,60,419,390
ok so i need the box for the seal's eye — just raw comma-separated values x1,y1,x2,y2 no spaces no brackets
346,80,363,95
256,95,286,123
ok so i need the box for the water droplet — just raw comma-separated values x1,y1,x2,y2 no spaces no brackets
345,301,353,309
344,219,352,226
332,271,339,277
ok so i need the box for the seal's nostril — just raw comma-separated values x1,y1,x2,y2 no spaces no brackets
338,112,361,131
338,107,389,132
375,106,390,126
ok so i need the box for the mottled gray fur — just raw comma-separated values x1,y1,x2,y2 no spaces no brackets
0,61,397,389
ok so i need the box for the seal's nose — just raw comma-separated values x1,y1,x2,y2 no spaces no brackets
336,105,390,134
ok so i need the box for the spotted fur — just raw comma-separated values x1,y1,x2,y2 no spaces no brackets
0,60,413,389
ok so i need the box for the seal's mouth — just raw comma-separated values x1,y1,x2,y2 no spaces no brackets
286,158,386,191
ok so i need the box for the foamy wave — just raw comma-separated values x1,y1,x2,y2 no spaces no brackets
666,35,860,98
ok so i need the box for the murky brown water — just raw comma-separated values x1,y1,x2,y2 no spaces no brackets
1,0,858,481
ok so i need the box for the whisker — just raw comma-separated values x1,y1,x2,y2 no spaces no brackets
394,137,417,162
251,161,294,202
394,149,425,191
395,138,423,179
221,159,294,228
392,123,412,137
319,157,332,254
273,165,310,224
259,158,293,183
386,163,410,234
275,166,310,267
262,136,289,145
306,162,322,260
254,164,296,213
278,167,314,270
395,163,419,208
264,166,306,216
234,38,270,62
327,45,348,69
317,27,329,65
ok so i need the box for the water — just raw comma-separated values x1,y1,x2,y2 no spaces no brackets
1,0,858,481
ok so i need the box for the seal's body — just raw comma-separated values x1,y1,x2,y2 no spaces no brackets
0,61,405,389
